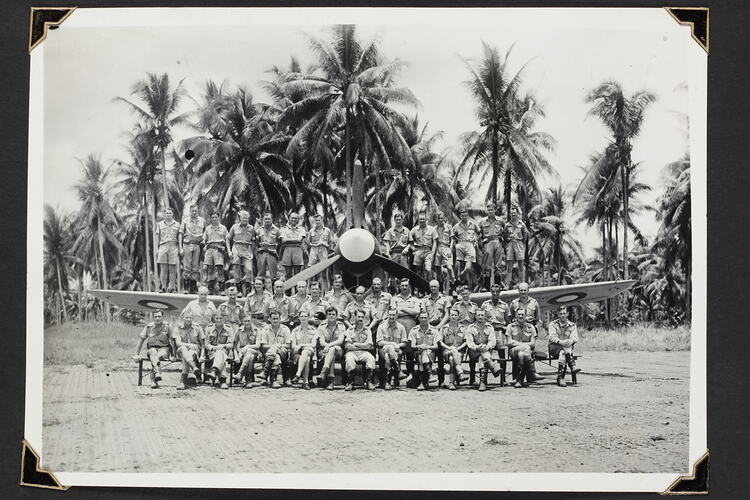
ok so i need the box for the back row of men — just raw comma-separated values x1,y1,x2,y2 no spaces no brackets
135,279,580,391
155,201,528,295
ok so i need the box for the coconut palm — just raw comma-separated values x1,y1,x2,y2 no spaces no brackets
44,205,74,323
279,24,417,227
116,73,189,209
585,81,656,280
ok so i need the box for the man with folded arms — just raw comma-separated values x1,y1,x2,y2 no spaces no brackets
343,310,376,391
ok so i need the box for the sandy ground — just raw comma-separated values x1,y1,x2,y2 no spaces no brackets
41,351,689,474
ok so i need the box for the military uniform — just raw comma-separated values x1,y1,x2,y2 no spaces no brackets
204,323,235,386
343,325,376,389
228,222,255,290
280,224,307,267
182,299,217,329
505,219,528,261
510,297,541,327
314,320,347,388
299,296,330,327
391,293,421,333
173,322,204,387
139,320,172,388
465,322,502,390
451,300,478,326
548,318,580,386
256,224,281,280
217,301,245,333
409,224,438,269
433,222,453,270
288,291,309,327
203,223,229,292
235,324,262,386
481,299,511,340
438,323,467,384
157,219,181,291
325,289,354,316
245,290,271,330
376,319,406,386
479,216,505,275
366,290,392,324
259,324,292,387
505,321,537,386
308,225,335,266
422,293,451,327
181,215,205,286
383,225,410,268
452,220,480,263
344,300,377,327
264,293,291,326
291,323,317,387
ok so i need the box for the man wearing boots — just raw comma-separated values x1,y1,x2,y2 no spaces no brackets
391,278,421,387
287,280,309,330
133,310,172,389
408,311,440,391
465,309,503,391
452,205,480,290
343,285,378,330
314,306,347,390
376,307,407,390
409,212,438,280
479,201,505,289
291,310,317,390
258,310,292,389
182,285,217,330
234,315,262,388
172,311,205,390
217,285,245,334
366,277,392,331
202,211,230,295
482,283,512,384
505,307,538,388
437,308,468,390
432,211,455,293
228,210,256,296
280,212,308,282
307,214,336,291
548,306,580,387
156,207,182,293
180,204,205,293
421,279,451,330
204,315,235,389
343,310,376,391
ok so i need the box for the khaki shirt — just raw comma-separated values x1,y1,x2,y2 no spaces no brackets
314,321,347,346
182,299,217,328
288,293,309,322
204,223,229,245
345,325,374,348
481,299,511,329
157,220,181,245
409,224,438,250
438,323,465,348
291,324,317,348
383,226,410,252
344,300,377,325
260,324,292,347
506,321,537,345
245,291,272,318
205,324,234,348
435,222,453,248
217,301,245,326
408,325,439,351
229,223,255,246
325,289,354,314
300,297,331,324
279,225,307,245
264,294,291,323
452,220,479,244
505,219,528,242
174,323,205,348
510,297,541,325
451,300,478,325
479,216,504,244
548,320,579,344
141,321,171,348
308,225,335,249
377,320,406,344
421,293,451,324
366,290,392,321
465,323,497,349
181,216,205,244
256,225,281,253
235,325,258,348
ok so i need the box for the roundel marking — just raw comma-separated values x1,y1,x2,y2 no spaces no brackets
548,292,587,305
138,299,178,311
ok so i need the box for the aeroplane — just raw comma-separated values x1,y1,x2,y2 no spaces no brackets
88,162,635,313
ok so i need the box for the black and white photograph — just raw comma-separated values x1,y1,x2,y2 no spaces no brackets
26,7,707,491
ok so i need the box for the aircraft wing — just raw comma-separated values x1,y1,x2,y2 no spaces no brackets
88,289,234,313
471,280,636,310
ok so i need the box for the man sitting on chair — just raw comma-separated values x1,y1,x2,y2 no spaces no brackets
504,307,538,388
258,309,292,389
376,308,407,390
408,310,440,391
314,306,347,390
548,306,580,387
172,311,204,390
291,310,317,390
204,314,234,389
343,309,376,391
234,315,262,388
132,310,173,389
437,308,468,390
464,309,503,391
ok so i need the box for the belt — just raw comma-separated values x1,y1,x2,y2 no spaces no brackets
484,237,500,243
259,249,277,255
160,241,177,246
234,241,252,246
283,243,302,248
206,242,225,249
415,246,432,251
185,240,201,246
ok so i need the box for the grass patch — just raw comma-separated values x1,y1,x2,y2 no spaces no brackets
44,321,140,368
574,324,691,352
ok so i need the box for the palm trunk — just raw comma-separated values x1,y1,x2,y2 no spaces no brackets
375,158,382,241
143,194,152,292
556,234,562,285
491,127,499,207
150,190,159,290
56,261,67,323
160,146,169,213
97,224,110,324
504,163,512,218
344,111,353,228
622,157,630,281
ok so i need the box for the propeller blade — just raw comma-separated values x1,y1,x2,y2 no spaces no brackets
352,160,365,229
282,254,341,291
372,254,431,293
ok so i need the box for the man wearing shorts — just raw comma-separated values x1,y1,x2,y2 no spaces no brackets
548,306,580,387
307,214,335,291
203,212,230,295
343,309,376,391
479,201,505,288
437,308,467,390
433,211,455,293
172,312,204,390
290,310,317,390
180,205,205,293
376,308,407,390
505,307,538,388
314,306,347,390
408,311,439,391
133,310,172,389
504,206,528,286
465,309,503,391
256,213,281,281
451,285,478,326
234,316,261,388
280,213,307,282
409,213,438,280
204,315,234,389
453,206,480,290
383,212,410,289
258,310,292,389
156,207,181,293
228,210,256,297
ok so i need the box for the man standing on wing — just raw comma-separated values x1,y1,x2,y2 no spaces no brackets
376,308,407,390
314,306,347,390
228,210,256,297
132,310,172,389
465,309,503,391
408,311,440,391
180,204,205,293
343,310,376,391
409,213,438,280
234,315,262,389
504,206,528,286
280,212,307,282
258,309,292,389
548,306,580,387
307,213,336,291
433,211,455,293
452,205,480,290
204,314,234,389
505,307,538,388
256,212,281,281
202,211,230,295
172,311,204,390
182,285,217,330
479,201,505,289
155,207,182,293
290,310,317,390
383,212,410,290
437,308,468,390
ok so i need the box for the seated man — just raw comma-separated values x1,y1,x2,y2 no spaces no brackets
376,308,407,390
437,308,468,390
234,315,262,388
172,312,204,390
464,309,503,391
343,310,376,391
204,315,235,389
132,310,173,389
504,307,538,388
300,281,330,328
314,306,347,390
291,310,317,390
264,279,292,328
258,309,292,389
343,285,378,330
408,311,440,391
548,306,580,387
245,277,271,331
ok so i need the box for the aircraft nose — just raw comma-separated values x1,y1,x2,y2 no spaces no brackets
338,228,375,263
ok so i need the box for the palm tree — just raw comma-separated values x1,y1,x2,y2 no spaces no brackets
44,205,73,323
72,154,123,322
116,73,189,209
279,24,417,227
585,81,656,280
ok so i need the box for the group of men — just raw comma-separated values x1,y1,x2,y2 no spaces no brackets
153,201,528,296
134,278,581,392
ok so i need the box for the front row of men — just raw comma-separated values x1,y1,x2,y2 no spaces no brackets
135,304,581,391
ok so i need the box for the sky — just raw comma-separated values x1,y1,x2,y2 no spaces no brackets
42,12,691,254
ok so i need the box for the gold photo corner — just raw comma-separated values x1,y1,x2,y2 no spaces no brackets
20,440,70,490
665,7,709,53
661,451,709,495
29,7,76,53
